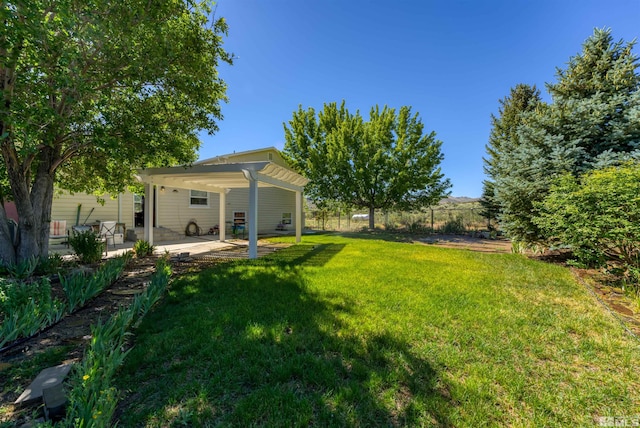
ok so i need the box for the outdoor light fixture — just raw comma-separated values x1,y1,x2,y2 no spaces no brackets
160,186,165,192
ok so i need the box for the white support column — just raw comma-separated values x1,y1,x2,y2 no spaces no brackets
143,183,154,245
243,169,259,259
248,179,258,259
219,190,226,242
295,190,302,243
117,193,122,223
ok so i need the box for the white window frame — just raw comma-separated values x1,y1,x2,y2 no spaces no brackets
189,190,209,208
281,212,292,225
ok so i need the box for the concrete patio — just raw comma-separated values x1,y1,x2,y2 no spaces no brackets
49,233,295,260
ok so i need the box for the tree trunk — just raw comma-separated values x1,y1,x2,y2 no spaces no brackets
0,203,16,266
369,206,375,230
1,143,57,264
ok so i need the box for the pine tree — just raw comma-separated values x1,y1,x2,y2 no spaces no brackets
491,28,640,244
481,84,542,226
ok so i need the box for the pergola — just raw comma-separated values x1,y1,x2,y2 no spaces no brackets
137,161,308,258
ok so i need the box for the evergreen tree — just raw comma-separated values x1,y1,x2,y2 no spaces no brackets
481,84,542,226
491,28,640,244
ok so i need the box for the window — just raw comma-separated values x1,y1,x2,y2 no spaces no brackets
233,211,246,225
133,194,143,213
190,190,209,207
281,212,292,225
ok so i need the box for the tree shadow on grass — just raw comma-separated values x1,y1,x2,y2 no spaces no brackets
115,244,457,427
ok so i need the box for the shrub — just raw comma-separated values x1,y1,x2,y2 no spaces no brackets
133,240,155,258
441,215,466,234
535,162,640,275
69,230,104,264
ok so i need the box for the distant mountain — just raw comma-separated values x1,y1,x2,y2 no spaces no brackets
440,196,481,204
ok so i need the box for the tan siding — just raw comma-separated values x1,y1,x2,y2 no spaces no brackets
223,187,297,235
155,187,220,235
51,170,301,239
51,191,134,231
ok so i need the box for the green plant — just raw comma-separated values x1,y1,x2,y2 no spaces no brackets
59,272,90,313
3,256,39,279
536,163,640,273
441,214,465,234
64,257,171,427
511,240,526,254
0,278,65,348
60,255,130,313
133,240,155,258
34,253,69,277
69,230,105,264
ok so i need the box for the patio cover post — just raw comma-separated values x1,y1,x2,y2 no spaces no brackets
144,183,154,245
242,169,259,259
295,190,302,243
219,190,226,242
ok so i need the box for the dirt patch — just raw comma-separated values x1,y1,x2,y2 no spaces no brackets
416,234,512,253
571,268,640,338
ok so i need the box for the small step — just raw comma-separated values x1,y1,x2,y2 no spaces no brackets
129,227,184,242
14,364,72,407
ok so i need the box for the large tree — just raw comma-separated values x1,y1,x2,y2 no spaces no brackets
283,102,450,229
0,0,232,264
489,28,640,244
481,84,542,227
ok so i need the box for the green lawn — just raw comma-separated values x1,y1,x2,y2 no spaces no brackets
115,233,640,427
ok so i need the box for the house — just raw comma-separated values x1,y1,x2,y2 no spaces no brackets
50,147,308,257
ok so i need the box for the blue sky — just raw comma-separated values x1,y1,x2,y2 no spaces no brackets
199,0,640,197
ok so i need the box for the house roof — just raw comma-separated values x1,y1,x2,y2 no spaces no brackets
195,146,285,166
137,160,308,193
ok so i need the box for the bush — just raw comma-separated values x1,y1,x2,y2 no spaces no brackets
441,215,466,234
535,162,640,275
133,240,155,258
69,230,104,264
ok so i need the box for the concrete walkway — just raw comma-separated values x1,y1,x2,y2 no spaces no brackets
49,235,282,259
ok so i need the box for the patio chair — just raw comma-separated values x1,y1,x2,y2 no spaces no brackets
99,221,117,250
49,220,68,247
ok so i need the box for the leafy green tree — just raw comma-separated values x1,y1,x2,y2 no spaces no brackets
481,84,542,227
535,162,640,273
283,102,451,229
490,28,640,244
0,0,232,264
